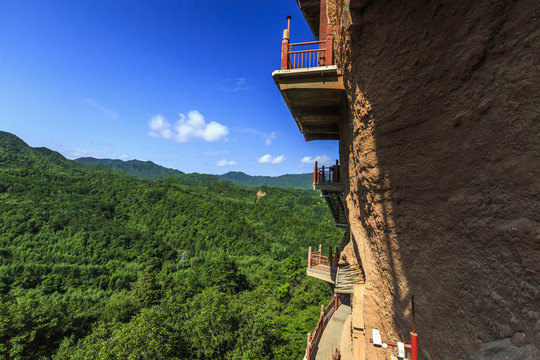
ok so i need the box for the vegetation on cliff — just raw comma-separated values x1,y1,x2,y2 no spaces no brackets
0,131,341,359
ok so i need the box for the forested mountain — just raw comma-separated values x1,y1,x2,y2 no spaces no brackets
76,157,185,180
218,171,312,190
75,157,313,189
0,131,342,359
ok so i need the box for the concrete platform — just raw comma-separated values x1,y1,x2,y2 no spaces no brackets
272,66,345,141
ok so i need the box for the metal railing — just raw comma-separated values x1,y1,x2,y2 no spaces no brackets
314,160,340,183
281,17,334,70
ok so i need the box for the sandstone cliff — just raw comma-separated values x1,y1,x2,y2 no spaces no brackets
328,0,539,358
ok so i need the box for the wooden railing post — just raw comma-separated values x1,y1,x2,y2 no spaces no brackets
335,159,339,182
307,332,312,360
321,165,325,182
329,247,333,268
326,25,333,66
281,17,291,70
308,246,312,268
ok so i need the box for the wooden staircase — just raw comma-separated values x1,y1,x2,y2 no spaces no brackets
334,264,365,294
321,191,347,228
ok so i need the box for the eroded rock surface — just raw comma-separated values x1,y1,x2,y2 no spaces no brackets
328,0,539,358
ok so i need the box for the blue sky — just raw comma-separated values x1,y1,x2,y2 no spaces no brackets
0,0,338,176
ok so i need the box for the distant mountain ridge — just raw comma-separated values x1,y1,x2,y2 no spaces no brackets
76,157,185,181
217,171,312,190
76,157,313,190
0,131,73,170
0,131,313,189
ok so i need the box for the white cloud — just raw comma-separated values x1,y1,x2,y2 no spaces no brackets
258,154,272,164
148,111,228,143
204,150,230,156
234,128,279,145
118,154,129,160
82,98,118,119
67,148,89,157
301,155,332,165
265,131,277,145
64,148,102,159
258,154,286,165
216,159,237,167
271,155,286,164
219,77,248,91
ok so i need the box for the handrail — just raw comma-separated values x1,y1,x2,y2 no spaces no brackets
289,40,325,46
281,18,333,70
308,244,340,270
314,160,340,184
305,294,347,360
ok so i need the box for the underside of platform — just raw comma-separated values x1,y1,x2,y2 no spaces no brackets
272,66,345,141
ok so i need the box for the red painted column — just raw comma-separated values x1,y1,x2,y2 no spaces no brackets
307,333,312,360
410,332,419,360
319,0,328,40
281,18,291,70
314,161,318,182
326,25,333,66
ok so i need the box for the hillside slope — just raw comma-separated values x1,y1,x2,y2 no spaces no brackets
328,0,539,359
0,131,342,359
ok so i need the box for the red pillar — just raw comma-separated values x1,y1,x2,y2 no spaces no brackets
281,18,291,70
314,161,318,182
308,246,312,268
307,333,312,360
326,25,333,66
410,295,418,360
319,0,328,40
410,332,418,360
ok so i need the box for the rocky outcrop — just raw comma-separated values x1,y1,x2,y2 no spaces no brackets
328,0,540,358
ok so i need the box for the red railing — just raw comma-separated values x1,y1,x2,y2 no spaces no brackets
314,160,340,183
305,294,347,360
281,17,334,70
308,244,340,270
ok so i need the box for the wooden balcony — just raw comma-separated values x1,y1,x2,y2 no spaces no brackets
313,160,344,192
272,17,345,142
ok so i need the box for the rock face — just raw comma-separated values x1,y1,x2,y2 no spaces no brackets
327,0,540,358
